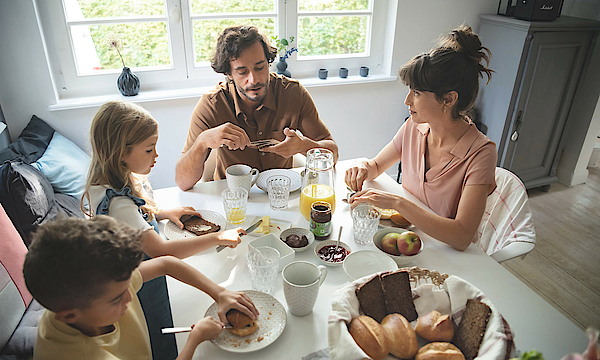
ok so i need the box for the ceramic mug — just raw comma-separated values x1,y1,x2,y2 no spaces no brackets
226,164,259,194
282,261,328,316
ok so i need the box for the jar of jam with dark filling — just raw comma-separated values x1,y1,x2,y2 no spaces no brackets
310,201,332,240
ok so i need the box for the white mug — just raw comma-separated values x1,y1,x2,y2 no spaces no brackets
226,164,259,194
282,261,328,316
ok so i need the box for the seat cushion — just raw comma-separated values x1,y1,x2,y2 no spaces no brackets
0,116,54,164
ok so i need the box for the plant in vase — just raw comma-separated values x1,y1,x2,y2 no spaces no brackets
271,35,298,78
109,35,140,96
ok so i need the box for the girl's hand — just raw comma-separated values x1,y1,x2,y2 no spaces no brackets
188,316,225,344
349,188,402,211
216,228,244,248
216,290,259,324
158,207,201,229
345,161,370,192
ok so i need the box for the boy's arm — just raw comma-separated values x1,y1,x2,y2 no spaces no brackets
138,256,259,322
176,317,225,360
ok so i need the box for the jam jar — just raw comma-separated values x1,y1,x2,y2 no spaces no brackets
310,201,332,240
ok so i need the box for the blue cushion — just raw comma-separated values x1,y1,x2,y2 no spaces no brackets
31,133,90,200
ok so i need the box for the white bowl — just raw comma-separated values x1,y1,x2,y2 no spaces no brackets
248,234,295,271
314,240,351,267
280,227,314,252
342,250,398,280
373,228,423,266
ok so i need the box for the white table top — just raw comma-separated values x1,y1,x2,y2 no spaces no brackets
154,159,587,359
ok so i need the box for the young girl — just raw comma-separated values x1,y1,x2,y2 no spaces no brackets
82,100,257,359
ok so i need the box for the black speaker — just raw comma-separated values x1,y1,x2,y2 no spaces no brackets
514,0,564,21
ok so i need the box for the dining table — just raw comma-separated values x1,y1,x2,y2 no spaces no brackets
154,159,588,360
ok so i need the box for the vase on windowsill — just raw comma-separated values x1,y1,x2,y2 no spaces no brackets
117,67,140,96
276,58,292,78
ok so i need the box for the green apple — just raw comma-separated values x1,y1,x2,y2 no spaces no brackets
380,232,402,256
397,231,421,256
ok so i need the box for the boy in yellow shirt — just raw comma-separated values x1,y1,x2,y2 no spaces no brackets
23,216,258,360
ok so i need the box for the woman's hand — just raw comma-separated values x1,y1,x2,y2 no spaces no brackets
215,290,259,324
158,207,201,229
349,188,402,211
215,228,244,248
345,160,371,192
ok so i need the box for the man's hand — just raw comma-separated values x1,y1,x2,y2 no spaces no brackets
197,123,251,151
261,128,311,158
215,290,259,324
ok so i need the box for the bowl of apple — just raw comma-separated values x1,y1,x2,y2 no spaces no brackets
373,227,423,266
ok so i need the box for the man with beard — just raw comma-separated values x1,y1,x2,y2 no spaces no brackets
176,25,338,190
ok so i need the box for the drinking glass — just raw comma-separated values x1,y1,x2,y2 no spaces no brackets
246,246,280,294
351,203,381,244
221,187,248,224
267,175,291,210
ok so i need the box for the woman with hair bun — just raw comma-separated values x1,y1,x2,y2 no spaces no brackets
346,25,496,251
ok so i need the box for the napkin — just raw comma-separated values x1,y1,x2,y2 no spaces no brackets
327,271,515,360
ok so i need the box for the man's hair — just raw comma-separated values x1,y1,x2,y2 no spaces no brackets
211,25,277,75
23,216,145,312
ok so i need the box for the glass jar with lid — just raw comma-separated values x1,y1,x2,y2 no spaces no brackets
299,148,335,221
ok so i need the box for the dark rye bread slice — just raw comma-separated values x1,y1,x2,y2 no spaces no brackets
355,275,387,323
453,299,492,360
380,271,418,322
182,215,220,236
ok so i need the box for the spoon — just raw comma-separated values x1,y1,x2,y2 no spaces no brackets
335,226,343,253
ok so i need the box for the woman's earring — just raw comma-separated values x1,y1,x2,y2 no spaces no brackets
443,106,447,114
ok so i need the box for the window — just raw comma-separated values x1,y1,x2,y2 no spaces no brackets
38,0,394,100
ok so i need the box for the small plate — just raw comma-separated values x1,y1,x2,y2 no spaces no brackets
163,210,227,240
314,240,351,267
205,290,287,353
280,227,314,252
247,216,293,238
342,250,398,281
256,169,302,192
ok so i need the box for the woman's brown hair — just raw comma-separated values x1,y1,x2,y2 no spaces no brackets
211,25,277,75
399,25,493,119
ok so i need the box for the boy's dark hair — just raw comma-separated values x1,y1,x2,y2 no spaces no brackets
211,25,277,75
23,216,145,312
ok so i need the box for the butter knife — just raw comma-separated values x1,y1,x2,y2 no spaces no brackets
215,219,263,253
161,324,233,334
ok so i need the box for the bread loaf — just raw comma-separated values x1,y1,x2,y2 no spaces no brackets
381,313,418,359
390,212,411,227
226,309,258,336
415,310,454,342
415,342,466,360
349,316,390,360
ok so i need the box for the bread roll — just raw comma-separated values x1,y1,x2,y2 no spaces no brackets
390,212,411,227
381,313,418,359
415,342,465,360
415,310,454,342
226,309,258,336
349,316,390,360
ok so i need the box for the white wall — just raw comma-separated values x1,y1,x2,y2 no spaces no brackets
2,0,597,190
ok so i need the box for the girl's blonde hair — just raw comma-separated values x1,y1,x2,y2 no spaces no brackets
82,101,159,219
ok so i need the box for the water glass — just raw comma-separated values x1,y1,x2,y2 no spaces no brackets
351,203,381,244
267,175,291,210
222,187,248,224
247,246,280,294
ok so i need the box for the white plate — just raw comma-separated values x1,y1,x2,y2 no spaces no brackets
256,169,302,192
342,250,398,280
205,290,287,353
279,227,314,252
247,216,293,238
163,210,227,240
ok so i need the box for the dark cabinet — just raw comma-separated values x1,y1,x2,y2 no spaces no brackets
477,15,600,189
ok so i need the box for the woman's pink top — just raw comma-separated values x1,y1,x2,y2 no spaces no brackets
393,118,497,219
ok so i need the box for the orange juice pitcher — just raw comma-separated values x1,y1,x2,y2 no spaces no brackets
299,148,335,220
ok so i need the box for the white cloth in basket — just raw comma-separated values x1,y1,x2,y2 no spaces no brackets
327,272,515,360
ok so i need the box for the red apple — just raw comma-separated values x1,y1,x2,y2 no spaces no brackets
380,232,402,256
397,231,421,256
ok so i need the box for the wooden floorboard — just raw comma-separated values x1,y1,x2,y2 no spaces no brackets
503,166,600,334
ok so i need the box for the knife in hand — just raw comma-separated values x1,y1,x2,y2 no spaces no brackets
161,324,234,334
215,219,263,253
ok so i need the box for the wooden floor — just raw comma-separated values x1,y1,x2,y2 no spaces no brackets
502,166,600,334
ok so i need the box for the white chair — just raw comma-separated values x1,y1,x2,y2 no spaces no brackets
476,167,536,263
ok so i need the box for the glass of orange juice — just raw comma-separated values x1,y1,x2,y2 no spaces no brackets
300,148,336,220
222,187,248,224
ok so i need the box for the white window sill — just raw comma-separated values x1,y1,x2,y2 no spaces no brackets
47,74,397,111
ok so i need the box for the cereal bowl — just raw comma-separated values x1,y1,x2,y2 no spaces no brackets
280,227,314,252
373,227,423,266
314,240,351,267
